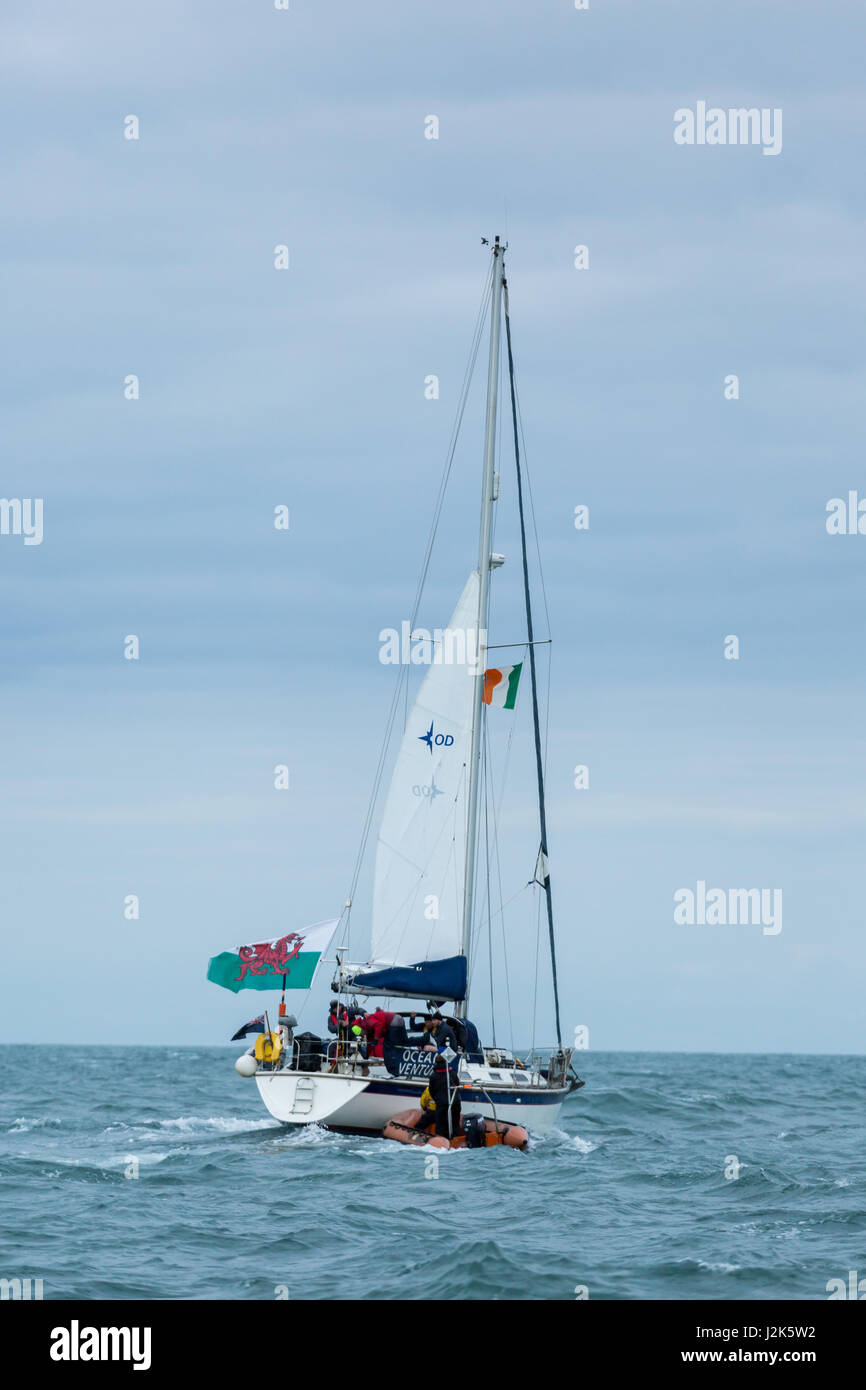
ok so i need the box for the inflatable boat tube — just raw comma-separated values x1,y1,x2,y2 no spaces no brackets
451,1119,529,1150
382,1108,528,1150
382,1109,450,1147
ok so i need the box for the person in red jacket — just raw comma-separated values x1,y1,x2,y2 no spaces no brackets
362,1007,395,1059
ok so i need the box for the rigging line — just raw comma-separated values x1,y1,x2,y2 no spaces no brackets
467,731,490,980
514,377,552,639
340,263,494,939
543,632,552,786
402,269,493,732
467,297,506,1001
481,732,496,1044
464,875,534,931
485,665,518,1044
485,710,515,1055
515,384,554,786
511,375,555,788
530,883,542,1055
482,719,501,1049
487,639,551,650
512,356,555,796
503,275,563,1050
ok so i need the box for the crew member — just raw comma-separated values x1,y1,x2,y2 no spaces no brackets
327,999,351,1039
462,1017,483,1061
427,1012,460,1058
362,1007,395,1058
346,1021,369,1075
429,1053,461,1139
386,1013,409,1048
414,1084,437,1133
327,998,352,1065
409,1014,436,1048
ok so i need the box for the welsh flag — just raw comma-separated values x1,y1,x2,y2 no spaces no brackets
207,919,339,994
483,661,522,709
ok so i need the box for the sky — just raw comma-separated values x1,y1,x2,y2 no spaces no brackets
1,1,865,1052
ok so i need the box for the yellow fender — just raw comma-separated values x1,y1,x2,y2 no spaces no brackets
254,1031,282,1064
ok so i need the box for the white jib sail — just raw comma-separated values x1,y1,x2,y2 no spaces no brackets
371,571,480,968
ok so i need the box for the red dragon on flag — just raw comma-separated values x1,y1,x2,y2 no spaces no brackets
233,932,304,983
207,919,338,994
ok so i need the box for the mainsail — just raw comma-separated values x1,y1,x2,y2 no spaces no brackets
349,572,480,999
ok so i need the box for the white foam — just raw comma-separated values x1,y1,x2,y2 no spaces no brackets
153,1115,280,1135
572,1134,597,1154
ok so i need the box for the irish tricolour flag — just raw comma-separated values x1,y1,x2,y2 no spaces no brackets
207,919,339,994
483,661,522,709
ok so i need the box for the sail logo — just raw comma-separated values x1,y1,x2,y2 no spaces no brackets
674,881,782,935
418,721,453,755
673,102,782,156
413,778,443,799
379,621,486,674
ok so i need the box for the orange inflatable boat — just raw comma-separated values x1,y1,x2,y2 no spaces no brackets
382,1108,528,1150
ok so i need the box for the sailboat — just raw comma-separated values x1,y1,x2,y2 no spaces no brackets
227,238,583,1136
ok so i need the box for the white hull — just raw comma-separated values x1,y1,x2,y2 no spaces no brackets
254,1067,567,1134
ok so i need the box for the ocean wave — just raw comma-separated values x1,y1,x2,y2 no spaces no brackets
571,1134,598,1154
3,1047,862,1301
106,1115,281,1138
6,1116,62,1133
268,1123,342,1148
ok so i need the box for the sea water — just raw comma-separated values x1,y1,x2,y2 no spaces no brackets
1,1047,863,1301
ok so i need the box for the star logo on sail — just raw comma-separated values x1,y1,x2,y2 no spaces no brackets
418,721,454,754
413,777,444,800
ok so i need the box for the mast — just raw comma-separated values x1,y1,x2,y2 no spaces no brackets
459,236,505,1014
503,277,563,1050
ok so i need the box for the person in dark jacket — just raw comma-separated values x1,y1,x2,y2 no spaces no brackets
462,1017,483,1061
407,1013,434,1047
380,1013,410,1075
413,1014,439,1049
326,999,351,1063
428,1053,461,1138
427,1012,460,1058
327,1000,350,1037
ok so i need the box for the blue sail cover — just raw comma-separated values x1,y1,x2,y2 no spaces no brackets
349,954,467,1002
